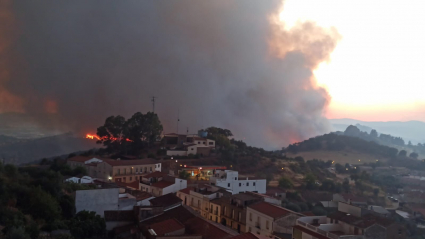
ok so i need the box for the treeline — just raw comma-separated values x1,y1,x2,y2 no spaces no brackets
0,159,105,239
286,133,398,158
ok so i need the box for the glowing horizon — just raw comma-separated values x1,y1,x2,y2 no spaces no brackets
280,0,425,122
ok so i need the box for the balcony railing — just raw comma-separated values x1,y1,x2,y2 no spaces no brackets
255,222,261,229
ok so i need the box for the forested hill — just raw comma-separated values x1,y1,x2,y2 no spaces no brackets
286,133,399,158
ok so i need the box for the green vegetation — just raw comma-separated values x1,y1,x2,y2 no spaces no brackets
96,111,163,156
0,160,104,239
278,177,293,188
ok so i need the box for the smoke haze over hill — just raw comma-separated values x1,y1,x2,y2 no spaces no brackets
0,0,340,148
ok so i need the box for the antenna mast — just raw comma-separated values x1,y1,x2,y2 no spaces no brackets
151,96,156,113
177,108,180,134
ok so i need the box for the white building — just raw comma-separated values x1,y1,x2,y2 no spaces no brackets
65,176,94,184
140,171,187,197
164,133,215,156
210,170,266,194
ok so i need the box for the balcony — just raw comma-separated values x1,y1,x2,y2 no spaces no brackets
255,222,261,229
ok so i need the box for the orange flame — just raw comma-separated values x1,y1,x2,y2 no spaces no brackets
86,133,133,142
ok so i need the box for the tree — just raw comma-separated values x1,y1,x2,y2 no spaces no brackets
350,174,359,182
6,227,30,239
178,170,191,180
342,178,350,192
26,187,61,222
410,152,419,159
285,203,301,212
305,173,317,189
278,177,293,189
370,129,378,138
335,163,345,174
320,179,335,192
125,112,163,153
399,150,407,157
373,188,380,196
312,207,327,216
69,211,105,239
203,127,232,148
96,115,127,153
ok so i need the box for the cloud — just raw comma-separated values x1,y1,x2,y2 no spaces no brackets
3,0,340,148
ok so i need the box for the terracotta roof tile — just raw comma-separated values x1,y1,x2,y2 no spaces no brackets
151,181,174,189
149,193,182,207
105,159,158,166
149,219,185,236
115,180,140,190
178,187,193,194
293,225,330,239
184,217,233,239
248,202,294,219
142,171,168,178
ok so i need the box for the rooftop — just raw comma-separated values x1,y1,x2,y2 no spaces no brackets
149,218,185,236
248,202,295,219
231,192,261,201
178,187,193,194
151,181,174,189
293,225,330,239
149,193,182,207
67,156,95,163
115,180,140,190
104,158,158,166
327,211,394,229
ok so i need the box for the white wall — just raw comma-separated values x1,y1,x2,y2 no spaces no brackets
216,179,266,194
246,207,274,236
137,197,155,206
85,157,103,164
75,188,119,217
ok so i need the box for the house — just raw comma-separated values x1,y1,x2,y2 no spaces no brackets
368,205,391,217
293,202,406,239
67,156,161,183
75,188,135,217
139,202,237,239
210,170,267,194
219,193,264,233
146,218,186,238
333,193,367,206
140,171,187,197
246,201,303,237
149,193,183,211
164,133,215,156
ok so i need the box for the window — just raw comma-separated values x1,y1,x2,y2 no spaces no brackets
266,220,269,229
228,183,230,187
124,168,127,174
253,182,256,186
198,200,201,208
235,177,237,180
247,182,249,186
232,210,235,219
209,142,214,145
257,216,260,223
398,229,402,235
198,142,201,144
250,213,252,221
118,169,121,175
123,177,126,182
150,167,152,171
140,167,142,172
145,167,147,172
210,205,213,213
239,183,241,187
224,206,226,215
203,142,206,145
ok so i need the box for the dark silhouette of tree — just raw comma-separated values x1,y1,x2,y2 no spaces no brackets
370,129,378,138
69,211,105,239
399,150,407,157
278,177,293,188
410,152,419,159
96,115,127,153
125,112,163,154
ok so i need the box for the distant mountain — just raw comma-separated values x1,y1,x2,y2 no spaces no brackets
329,118,425,144
0,133,99,165
0,112,62,138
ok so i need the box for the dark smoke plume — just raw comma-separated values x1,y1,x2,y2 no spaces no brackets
2,0,340,148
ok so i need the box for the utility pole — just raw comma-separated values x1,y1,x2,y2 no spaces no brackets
151,96,156,113
177,108,180,134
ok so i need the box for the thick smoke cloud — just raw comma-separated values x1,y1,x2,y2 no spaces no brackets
2,0,340,148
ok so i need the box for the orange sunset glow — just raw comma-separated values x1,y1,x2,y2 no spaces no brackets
280,0,425,122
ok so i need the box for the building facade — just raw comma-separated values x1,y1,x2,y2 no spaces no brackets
67,156,161,182
210,170,267,194
140,171,187,197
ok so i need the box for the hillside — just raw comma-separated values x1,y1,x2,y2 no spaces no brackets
285,133,399,165
330,118,425,144
0,133,98,165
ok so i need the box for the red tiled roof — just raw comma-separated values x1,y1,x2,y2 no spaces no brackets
293,225,330,239
328,211,394,229
179,187,193,194
130,190,153,201
115,181,140,190
152,181,174,189
149,193,182,207
149,218,185,236
185,217,233,239
104,159,158,166
301,211,315,216
248,202,293,219
142,171,168,178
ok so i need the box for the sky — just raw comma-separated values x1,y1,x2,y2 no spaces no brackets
280,0,425,121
